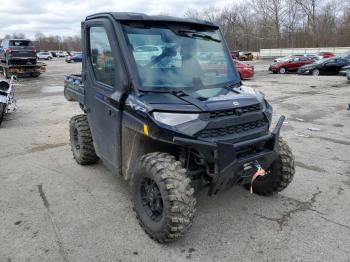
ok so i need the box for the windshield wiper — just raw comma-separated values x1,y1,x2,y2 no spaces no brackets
178,30,221,43
224,82,241,93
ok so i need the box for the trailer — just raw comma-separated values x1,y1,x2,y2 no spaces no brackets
0,61,46,79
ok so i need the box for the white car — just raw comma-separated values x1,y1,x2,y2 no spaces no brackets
133,45,162,66
56,51,67,57
37,52,53,60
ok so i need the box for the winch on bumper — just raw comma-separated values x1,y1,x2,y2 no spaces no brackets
173,116,285,195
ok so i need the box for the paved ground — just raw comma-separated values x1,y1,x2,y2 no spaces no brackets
0,59,349,262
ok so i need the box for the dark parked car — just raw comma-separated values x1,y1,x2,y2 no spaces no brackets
50,51,57,57
0,39,37,65
338,52,350,61
65,52,82,63
298,57,350,76
269,56,314,74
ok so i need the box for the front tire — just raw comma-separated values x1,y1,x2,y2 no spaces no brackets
69,114,99,165
279,67,286,74
312,69,320,76
132,152,196,243
249,137,295,196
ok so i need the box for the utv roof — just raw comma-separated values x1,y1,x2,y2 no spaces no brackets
86,12,218,28
5,39,31,41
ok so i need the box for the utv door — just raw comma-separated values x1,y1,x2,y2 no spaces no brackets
83,19,126,174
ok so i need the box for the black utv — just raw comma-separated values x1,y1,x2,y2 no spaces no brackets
64,12,295,243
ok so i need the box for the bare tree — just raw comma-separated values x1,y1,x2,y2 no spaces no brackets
182,0,350,51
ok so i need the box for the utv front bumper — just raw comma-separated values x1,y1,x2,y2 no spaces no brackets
173,116,285,195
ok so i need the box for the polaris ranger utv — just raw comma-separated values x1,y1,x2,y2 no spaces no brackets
64,12,295,243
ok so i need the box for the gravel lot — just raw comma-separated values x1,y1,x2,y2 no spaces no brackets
0,59,349,262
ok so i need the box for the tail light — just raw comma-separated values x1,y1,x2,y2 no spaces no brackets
32,47,36,52
6,48,12,53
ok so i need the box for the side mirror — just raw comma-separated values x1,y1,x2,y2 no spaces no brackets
107,91,124,109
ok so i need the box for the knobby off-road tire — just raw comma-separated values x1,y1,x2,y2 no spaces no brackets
69,114,99,165
132,152,196,243
0,103,6,126
249,137,295,196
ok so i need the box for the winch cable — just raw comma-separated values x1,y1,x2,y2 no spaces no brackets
250,161,268,194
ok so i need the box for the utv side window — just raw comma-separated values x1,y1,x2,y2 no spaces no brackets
89,27,115,87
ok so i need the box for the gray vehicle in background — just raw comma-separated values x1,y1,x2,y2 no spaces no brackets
0,39,37,65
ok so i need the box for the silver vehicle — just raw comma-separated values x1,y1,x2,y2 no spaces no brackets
37,51,53,60
0,75,17,126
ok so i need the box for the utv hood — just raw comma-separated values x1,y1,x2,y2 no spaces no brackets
132,85,265,113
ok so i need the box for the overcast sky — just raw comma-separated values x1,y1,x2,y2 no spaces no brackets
0,0,234,39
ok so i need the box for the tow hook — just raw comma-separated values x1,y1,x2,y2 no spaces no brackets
250,161,268,194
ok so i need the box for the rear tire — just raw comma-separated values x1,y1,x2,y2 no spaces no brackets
131,152,196,243
0,103,6,126
248,137,295,196
69,114,99,165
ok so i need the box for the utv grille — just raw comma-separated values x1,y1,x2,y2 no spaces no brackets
197,119,267,139
209,104,261,119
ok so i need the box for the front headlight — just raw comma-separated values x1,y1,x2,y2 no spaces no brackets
153,112,199,126
239,85,265,101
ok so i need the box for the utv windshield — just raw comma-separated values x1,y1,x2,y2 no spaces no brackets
122,23,239,96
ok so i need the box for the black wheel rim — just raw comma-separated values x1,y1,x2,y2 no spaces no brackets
140,177,163,222
72,127,80,155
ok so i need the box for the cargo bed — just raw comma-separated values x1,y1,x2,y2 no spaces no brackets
64,74,84,104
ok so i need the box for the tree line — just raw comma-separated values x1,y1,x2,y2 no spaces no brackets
0,33,81,52
185,0,350,51
1,0,349,52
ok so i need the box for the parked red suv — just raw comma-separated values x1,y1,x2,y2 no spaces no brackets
316,52,335,59
234,59,254,79
269,56,315,74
